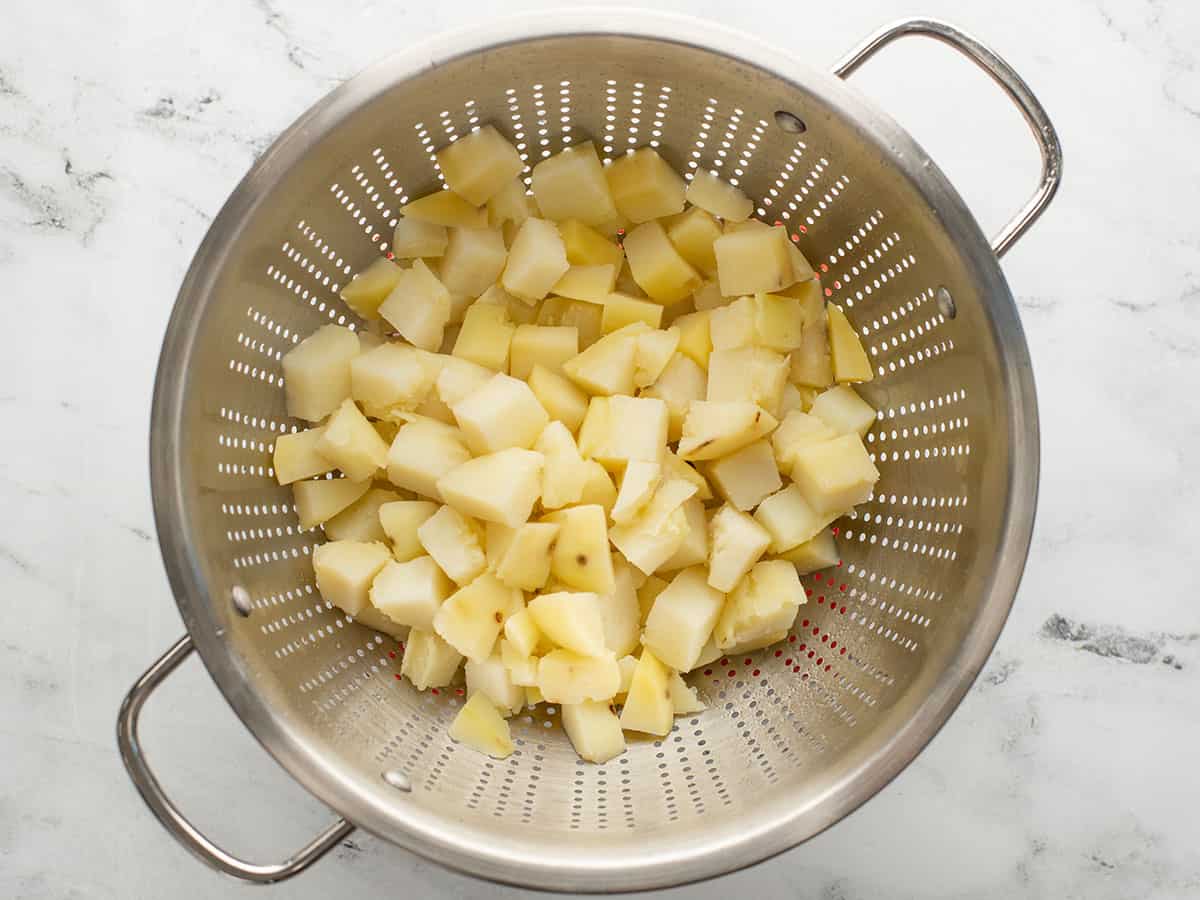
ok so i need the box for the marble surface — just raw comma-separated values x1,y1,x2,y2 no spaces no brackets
2,0,1198,897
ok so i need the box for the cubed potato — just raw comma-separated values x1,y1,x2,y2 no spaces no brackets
600,293,663,333
538,296,604,349
466,649,525,715
434,356,494,408
293,478,370,529
597,558,643,658
686,169,753,222
391,218,448,258
559,218,624,269
433,571,520,662
777,527,840,574
354,605,408,640
664,208,721,277
668,671,706,713
509,325,578,380
537,650,621,704
641,566,724,671
541,505,615,594
778,382,807,417
316,399,389,481
619,649,673,736
399,189,487,228
636,574,668,623
553,264,618,303
611,460,662,525
500,638,539,687
707,296,757,353
632,328,680,389
714,225,796,296
708,504,771,592
488,177,536,227
771,410,837,473
691,280,727,312
787,280,834,388
350,343,434,417
787,241,815,283
437,448,544,528
790,434,880,515
503,607,542,658
312,540,391,616
827,304,875,383
562,327,639,395
606,147,686,223
608,479,697,576
436,125,524,206
641,353,706,441
527,364,589,433
561,701,625,763
615,654,639,699
452,302,515,372
451,373,549,453
714,559,803,651
677,401,778,461
809,384,876,437
704,439,782,512
662,450,713,500
478,283,539,325
378,260,452,351
659,497,708,572
402,628,464,690
578,460,618,512
378,500,438,561
385,419,471,500
439,226,508,298
495,522,560,591
614,259,646,298
707,346,789,417
535,421,590,510
274,427,335,485
450,692,514,759
531,142,617,226
370,555,453,631
672,309,712,369
340,257,404,318
502,218,570,301
622,220,701,304
753,292,805,351
419,505,487,585
484,521,515,571
753,483,829,553
324,487,404,542
282,325,360,422
577,394,668,469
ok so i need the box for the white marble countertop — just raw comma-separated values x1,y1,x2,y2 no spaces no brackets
3,0,1198,897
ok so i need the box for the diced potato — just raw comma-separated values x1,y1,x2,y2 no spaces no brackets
553,264,617,303
537,650,621,704
451,373,549,453
282,325,360,422
527,364,589,433
686,169,753,222
370,555,453,631
659,497,708,572
500,638,539,687
487,177,536,227
433,571,521,662
378,500,438,561
577,394,668,469
559,218,624,269
662,450,713,501
316,399,389,481
666,207,722,277
668,671,706,713
502,218,570,301
608,479,697,576
541,505,616,594
591,558,642,657
708,504,771,592
419,505,487,585
713,225,796,296
385,419,471,500
340,257,403,318
641,566,724,671
707,346,789,417
790,434,880,515
692,638,722,672
391,218,448,258
622,220,701,304
714,559,804,651
466,650,525,714
312,540,391,616
439,226,508,299
538,296,604,349
611,460,661,525
437,448,544,528
435,356,495,407
753,484,829,553
402,628,464,690
564,328,642,396
354,605,408,640
778,383,806,417
705,439,782,512
578,460,618,512
636,574,668,623
484,521,515,571
274,427,335,485
691,280,727,311
601,293,663,333
495,522,559,591
293,478,370,530
787,241,815,283
672,309,712,369
787,281,834,388
531,142,617,226
535,421,589,510
562,701,626,763
709,295,757,351
753,292,806,352
503,607,542,658
641,353,705,441
606,148,686,223
809,384,876,437
450,692,513,759
827,304,875,383
399,190,487,228
324,487,403,542
452,302,515,372
510,325,578,381
614,259,646,298
378,260,451,351
436,125,524,206
633,327,680,389
771,410,837,470
616,654,639,699
350,343,435,417
677,401,777,461
619,649,673,736
777,527,840,574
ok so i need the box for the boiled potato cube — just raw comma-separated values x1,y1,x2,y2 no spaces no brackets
527,364,589,433
714,559,803,651
771,410,837,470
753,292,805,351
437,447,544,528
293,478,370,529
577,394,668,469
502,218,570,301
608,479,697,576
385,419,471,500
578,460,618,512
503,607,542,658
495,522,560,591
340,257,404,318
707,346,789,417
662,450,713,500
753,483,829,553
686,169,753,222
787,281,834,388
659,497,708,572
778,383,807,417
435,356,494,407
274,427,335,484
708,504,771,592
827,304,875,383
391,218,447,258
531,142,617,226
562,701,625,763
641,352,706,441
378,500,438,561
619,649,673,736
614,259,646,298
560,218,624,269
709,295,757,351
316,399,389,481
672,309,712,368
606,147,686,223
537,296,604,349
436,125,524,206
601,293,663,333
666,207,722,277
553,264,618,303
809,384,876,437
399,189,487,228
611,460,661,525
778,527,840,574
324,487,403,542
537,650,621,704
691,280,726,311
350,343,435,417
450,692,513,759
419,505,487,585
452,302,515,371
433,571,520,662
487,177,535,227
535,421,590,510
692,637,723,671
402,628,464,690
500,638,539,687
633,327,680,388
478,282,539,325
451,373,549,453
562,327,639,395
370,555,453,631
636,574,668,623
790,434,880,515
312,540,391,616
622,220,701,303
705,439,782,511
677,401,778,461
641,566,724,671
378,259,451,351
714,225,795,296
787,240,815,283
668,671,706,713
599,558,643,657
282,324,360,422
439,226,508,299
484,521,515,571
541,505,615,594
616,654,639,699
354,605,408,640
466,650,525,715
509,325,578,380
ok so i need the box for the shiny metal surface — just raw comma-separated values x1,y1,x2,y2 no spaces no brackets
127,11,1055,892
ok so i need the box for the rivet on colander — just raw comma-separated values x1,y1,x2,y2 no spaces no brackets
230,586,253,617
773,110,806,133
382,769,412,792
936,286,957,319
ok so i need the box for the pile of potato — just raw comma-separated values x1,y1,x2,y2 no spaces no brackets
271,124,878,763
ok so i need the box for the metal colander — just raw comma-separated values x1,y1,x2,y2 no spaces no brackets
117,12,1060,893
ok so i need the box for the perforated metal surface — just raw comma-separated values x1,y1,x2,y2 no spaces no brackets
147,13,1040,892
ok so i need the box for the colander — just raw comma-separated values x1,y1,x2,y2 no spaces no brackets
117,12,1060,892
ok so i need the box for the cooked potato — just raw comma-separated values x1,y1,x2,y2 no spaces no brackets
608,479,697,576
553,264,618,303
370,556,453,631
378,500,438,561
562,326,641,395
312,540,391,616
440,226,507,299
601,293,664,333
495,521,560,591
606,147,686,223
436,125,524,206
502,218,570,301
531,142,616,226
809,384,877,437
686,169,753,222
537,650,621,704
559,218,624,269
527,364,589,433
777,527,840,574
350,343,434,417
340,257,403,318
622,220,701,304
610,460,661,526
659,497,708,572
385,419,471,500
391,218,448,258
433,571,521,662
450,692,514,759
402,628,464,690
323,487,403,542
708,504,771,592
274,427,335,485
672,309,712,369
677,401,777,461
706,346,789,417
282,325,360,423
399,190,487,228
510,326,579,380
666,207,722,276
437,448,544,528
503,607,543,658
378,260,451,351
316,399,389,481
451,373,549,454
790,433,879,515
535,421,590,510
641,566,724,671
618,649,673,736
641,352,706,441
577,394,669,469
562,701,626,763
713,225,795,297
452,302,515,372
541,504,616,595
527,591,608,656
487,177,536,227
714,559,804,652
538,296,604,350
466,650,526,715
827,304,875,383
293,478,370,530
418,504,487,586
705,439,782,511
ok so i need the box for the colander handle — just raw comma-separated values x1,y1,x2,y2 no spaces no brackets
833,18,1062,257
117,634,355,883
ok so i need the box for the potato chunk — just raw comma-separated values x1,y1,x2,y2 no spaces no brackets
340,257,403,318
451,372,549,454
809,384,876,437
316,399,389,481
402,628,464,690
714,559,803,651
502,218,570,301
495,522,560,591
562,701,625,763
433,571,520,662
672,309,712,369
790,434,880,515
274,427,335,485
466,650,525,715
503,607,543,658
510,325,578,381
378,500,438,561
608,479,697,576
641,353,706,442
535,421,590,510
452,302,515,372
391,218,447,258
553,264,618,303
708,504,771,592
537,650,621,704
600,293,663,333
787,280,834,388
437,448,544,528
610,460,661,526
293,478,370,530
385,419,471,500
562,327,639,396
777,527,840,575
706,346,789,417
370,555,453,631
418,505,487,585
527,591,608,656
312,540,391,616
559,218,625,268
659,497,708,572
324,487,403,541
686,169,753,221
677,401,777,461
642,566,724,671
713,225,796,296
541,504,615,595
439,226,507,299
753,483,829,553
619,649,673,736
436,125,524,206
622,220,701,304
827,303,875,383
771,411,837,470
705,439,782,511
666,207,722,276
378,260,451,351
350,343,434,417
282,324,360,422
450,692,514,759
399,190,486,228
531,142,617,226
577,395,668,469
527,364,589,433
606,147,686,223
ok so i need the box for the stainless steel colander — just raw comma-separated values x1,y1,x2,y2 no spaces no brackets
117,12,1060,892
